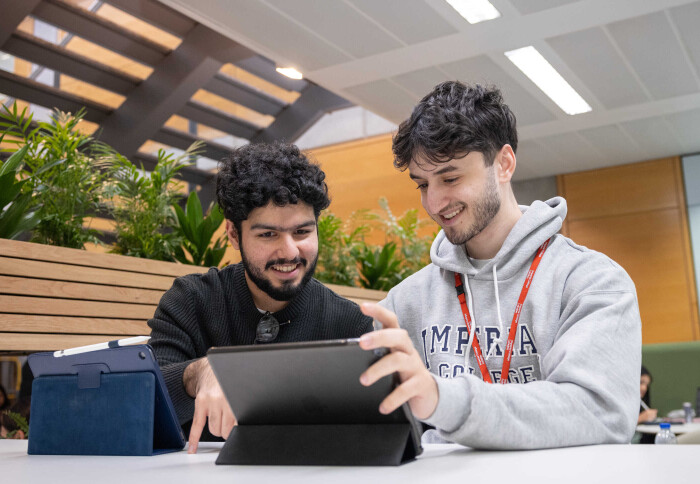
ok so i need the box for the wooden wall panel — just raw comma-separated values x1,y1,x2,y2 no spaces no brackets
308,134,437,241
560,158,679,219
559,156,700,344
568,209,696,342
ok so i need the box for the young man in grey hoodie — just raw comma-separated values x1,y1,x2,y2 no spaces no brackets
357,81,642,449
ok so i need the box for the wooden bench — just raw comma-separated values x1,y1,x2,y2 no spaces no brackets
0,239,386,353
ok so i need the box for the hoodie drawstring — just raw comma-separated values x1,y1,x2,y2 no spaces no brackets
486,264,504,360
464,266,504,363
462,274,477,369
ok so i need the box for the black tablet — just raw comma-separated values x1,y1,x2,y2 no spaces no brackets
207,338,424,465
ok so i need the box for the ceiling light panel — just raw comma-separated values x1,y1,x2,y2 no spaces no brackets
445,0,501,24
276,67,303,80
505,46,592,115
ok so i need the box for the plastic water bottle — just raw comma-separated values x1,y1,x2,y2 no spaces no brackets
655,423,677,444
683,402,693,424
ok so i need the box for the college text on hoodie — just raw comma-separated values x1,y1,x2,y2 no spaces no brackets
380,197,642,449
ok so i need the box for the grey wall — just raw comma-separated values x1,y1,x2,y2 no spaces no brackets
512,176,558,206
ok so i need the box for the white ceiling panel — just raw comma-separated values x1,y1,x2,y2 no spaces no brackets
669,2,700,78
607,11,699,100
547,28,648,109
509,0,582,16
391,67,451,98
439,55,557,126
349,0,457,45
538,132,604,171
179,0,351,70
577,124,646,166
266,0,402,59
513,139,562,180
619,117,684,159
664,107,700,153
344,80,417,123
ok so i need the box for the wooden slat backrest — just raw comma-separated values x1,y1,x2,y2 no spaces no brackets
0,276,163,304
0,239,207,351
0,239,387,352
0,238,207,277
0,315,149,335
1,256,179,290
1,333,140,352
325,283,386,305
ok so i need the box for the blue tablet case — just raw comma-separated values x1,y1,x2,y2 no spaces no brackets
27,345,185,456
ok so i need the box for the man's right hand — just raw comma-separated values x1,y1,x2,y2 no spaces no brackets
183,358,237,454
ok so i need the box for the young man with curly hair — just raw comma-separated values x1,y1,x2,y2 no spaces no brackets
358,81,642,449
148,143,372,453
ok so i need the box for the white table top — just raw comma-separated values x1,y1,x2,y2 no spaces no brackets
1,441,698,484
636,422,700,434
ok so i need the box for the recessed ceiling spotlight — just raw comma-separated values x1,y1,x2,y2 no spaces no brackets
505,46,592,115
445,0,501,24
276,67,303,80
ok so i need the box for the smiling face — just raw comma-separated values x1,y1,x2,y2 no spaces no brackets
227,201,318,310
409,151,502,247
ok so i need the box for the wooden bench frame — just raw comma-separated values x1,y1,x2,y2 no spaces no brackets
0,239,386,353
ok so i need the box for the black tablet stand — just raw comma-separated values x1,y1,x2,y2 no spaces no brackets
216,422,420,466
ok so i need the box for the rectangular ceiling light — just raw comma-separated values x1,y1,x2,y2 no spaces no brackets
505,46,592,115
445,0,500,24
276,67,303,80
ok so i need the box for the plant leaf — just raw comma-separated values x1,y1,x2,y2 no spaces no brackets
0,144,28,177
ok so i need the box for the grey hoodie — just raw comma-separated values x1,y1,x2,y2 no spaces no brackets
380,197,641,449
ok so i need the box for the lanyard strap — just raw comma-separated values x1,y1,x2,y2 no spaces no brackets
454,238,551,384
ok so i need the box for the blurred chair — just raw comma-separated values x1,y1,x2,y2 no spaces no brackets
677,430,700,444
642,341,700,416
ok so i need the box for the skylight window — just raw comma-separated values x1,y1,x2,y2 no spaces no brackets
505,46,592,115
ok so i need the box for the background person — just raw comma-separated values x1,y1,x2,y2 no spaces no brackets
358,81,642,449
148,142,372,453
638,366,657,423
0,384,9,411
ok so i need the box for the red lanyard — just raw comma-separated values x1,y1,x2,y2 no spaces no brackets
453,238,550,384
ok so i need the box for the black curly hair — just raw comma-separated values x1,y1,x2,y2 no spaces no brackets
392,81,517,170
216,142,330,234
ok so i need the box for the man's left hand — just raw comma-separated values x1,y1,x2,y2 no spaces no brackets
358,302,438,420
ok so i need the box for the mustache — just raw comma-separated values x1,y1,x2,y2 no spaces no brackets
265,257,307,270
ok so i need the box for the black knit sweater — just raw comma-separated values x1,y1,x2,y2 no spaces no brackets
148,263,373,425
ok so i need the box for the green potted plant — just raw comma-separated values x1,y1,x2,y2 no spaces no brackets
172,191,227,267
0,144,41,240
99,141,203,261
315,198,435,290
0,103,111,249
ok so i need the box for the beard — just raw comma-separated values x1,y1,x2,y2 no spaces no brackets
239,241,318,302
443,170,501,246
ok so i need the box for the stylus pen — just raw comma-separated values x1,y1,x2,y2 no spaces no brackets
53,336,151,357
640,399,651,411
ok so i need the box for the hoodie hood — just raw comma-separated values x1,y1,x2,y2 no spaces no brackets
430,197,567,280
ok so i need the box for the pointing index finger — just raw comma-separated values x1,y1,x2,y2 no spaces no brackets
188,405,206,454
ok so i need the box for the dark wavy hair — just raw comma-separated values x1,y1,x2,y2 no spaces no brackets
392,81,517,170
641,365,652,408
216,142,330,234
